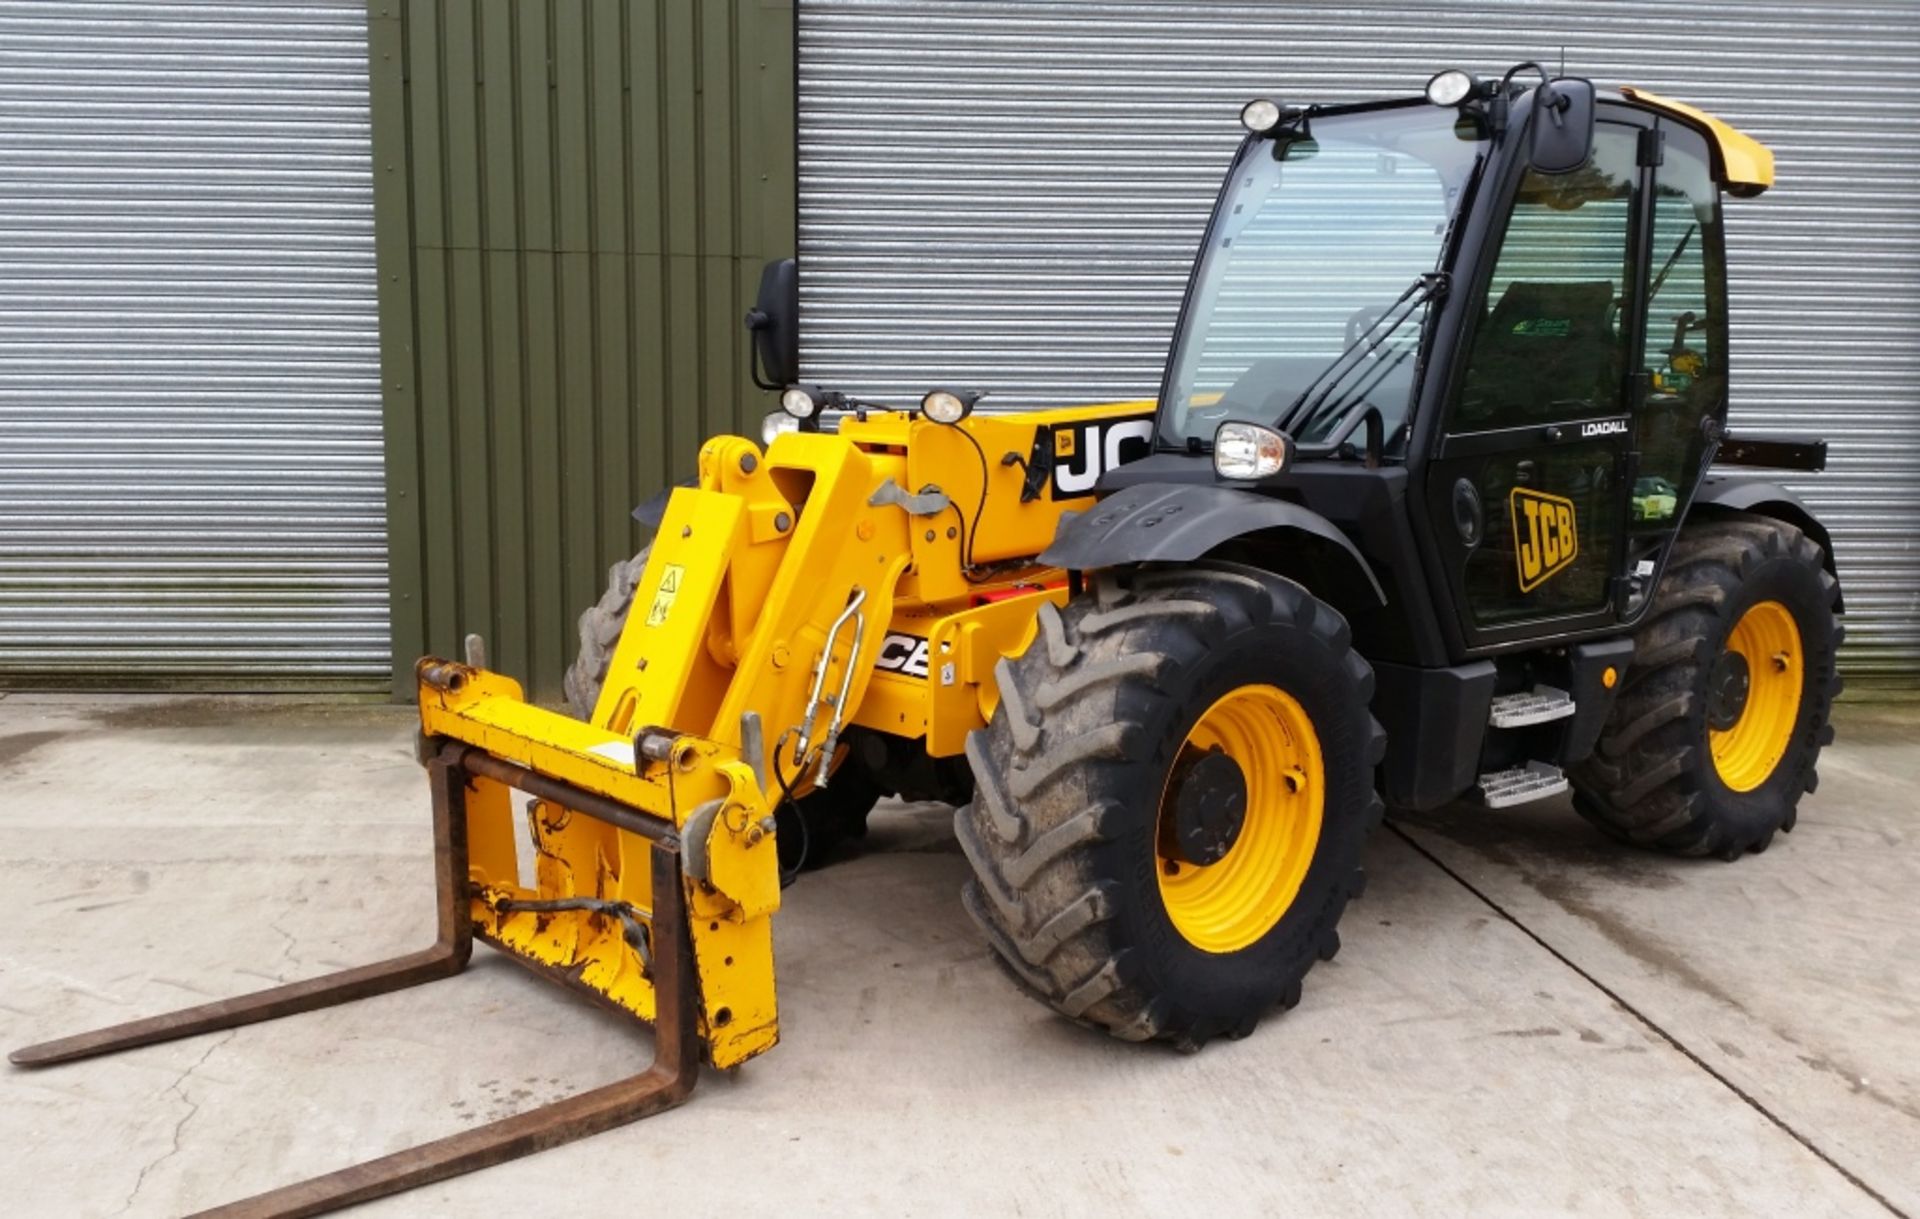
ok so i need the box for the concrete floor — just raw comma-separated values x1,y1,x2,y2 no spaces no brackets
0,694,1913,1218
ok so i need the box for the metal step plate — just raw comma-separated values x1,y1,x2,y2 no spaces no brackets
1488,685,1577,728
1477,761,1570,809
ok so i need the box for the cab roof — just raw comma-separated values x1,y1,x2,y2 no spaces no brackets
1618,85,1774,196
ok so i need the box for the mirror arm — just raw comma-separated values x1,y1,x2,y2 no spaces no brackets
1500,60,1549,93
744,308,781,392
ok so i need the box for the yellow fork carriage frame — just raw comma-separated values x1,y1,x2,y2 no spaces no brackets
11,400,1151,1217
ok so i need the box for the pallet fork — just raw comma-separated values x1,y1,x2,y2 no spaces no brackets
12,738,706,1218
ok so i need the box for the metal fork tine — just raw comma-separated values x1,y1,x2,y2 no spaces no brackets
10,758,475,1069
189,841,700,1219
8,946,466,1068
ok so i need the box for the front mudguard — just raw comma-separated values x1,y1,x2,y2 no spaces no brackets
1038,482,1385,605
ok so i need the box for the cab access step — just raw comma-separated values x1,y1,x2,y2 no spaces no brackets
1478,687,1578,806
1476,760,1572,808
1487,685,1576,728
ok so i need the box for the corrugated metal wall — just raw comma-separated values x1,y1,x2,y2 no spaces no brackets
372,0,796,700
797,0,1920,676
0,0,388,686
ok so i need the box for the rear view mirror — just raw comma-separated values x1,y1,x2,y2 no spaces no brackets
1272,135,1319,162
745,258,799,390
1528,77,1595,174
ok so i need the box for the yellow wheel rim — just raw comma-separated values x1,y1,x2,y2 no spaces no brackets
1156,684,1324,954
1710,600,1803,793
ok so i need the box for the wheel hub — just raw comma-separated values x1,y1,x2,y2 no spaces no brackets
1706,649,1752,730
1709,599,1806,793
1167,748,1249,867
1155,683,1324,954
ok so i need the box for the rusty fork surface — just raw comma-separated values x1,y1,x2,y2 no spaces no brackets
9,751,701,1219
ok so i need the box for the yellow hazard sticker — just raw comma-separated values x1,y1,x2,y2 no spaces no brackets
1054,427,1076,458
1510,487,1578,592
644,563,685,627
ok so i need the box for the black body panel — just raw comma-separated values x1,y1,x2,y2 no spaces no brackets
1093,455,1451,664
1560,637,1637,764
1714,434,1827,472
1372,660,1497,810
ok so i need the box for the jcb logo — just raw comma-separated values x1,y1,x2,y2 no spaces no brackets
1510,488,1578,592
873,632,930,679
1049,414,1154,498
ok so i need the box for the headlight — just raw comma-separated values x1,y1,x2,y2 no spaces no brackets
1240,97,1283,134
780,384,820,419
1213,421,1292,480
1425,68,1479,108
920,388,979,425
762,410,800,446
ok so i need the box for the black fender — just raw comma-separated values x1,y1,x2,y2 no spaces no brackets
1691,477,1843,612
1039,483,1386,605
631,477,698,533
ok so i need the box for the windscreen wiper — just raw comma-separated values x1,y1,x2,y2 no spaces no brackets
1279,271,1449,440
1647,222,1697,304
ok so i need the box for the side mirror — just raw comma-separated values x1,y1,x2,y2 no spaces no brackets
1528,77,1595,174
745,258,799,391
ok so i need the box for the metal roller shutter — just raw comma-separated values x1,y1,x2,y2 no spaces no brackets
0,0,386,686
797,0,1920,675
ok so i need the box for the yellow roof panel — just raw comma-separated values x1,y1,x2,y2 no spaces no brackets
1620,85,1775,196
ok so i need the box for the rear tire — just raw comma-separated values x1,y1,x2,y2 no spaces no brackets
564,548,652,720
956,563,1384,1049
565,544,880,871
1571,514,1841,859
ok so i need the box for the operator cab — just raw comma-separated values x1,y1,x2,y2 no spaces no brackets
1125,64,1786,665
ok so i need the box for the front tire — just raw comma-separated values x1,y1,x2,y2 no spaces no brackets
956,563,1384,1049
1571,514,1842,859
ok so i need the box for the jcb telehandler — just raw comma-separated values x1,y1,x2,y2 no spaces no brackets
15,65,1842,1216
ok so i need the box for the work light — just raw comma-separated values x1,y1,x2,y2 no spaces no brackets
1213,421,1292,480
920,388,979,425
781,384,821,420
762,410,800,446
1425,68,1480,107
1240,98,1284,134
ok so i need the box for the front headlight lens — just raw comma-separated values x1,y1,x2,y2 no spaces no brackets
762,410,800,446
1214,421,1292,480
780,384,819,419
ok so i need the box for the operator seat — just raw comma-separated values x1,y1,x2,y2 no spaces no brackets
1458,280,1619,427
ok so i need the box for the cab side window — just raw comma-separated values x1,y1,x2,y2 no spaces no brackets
1632,123,1726,526
1455,126,1642,432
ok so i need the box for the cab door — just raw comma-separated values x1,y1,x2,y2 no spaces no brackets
1425,112,1652,647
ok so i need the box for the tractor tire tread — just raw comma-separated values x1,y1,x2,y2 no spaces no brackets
1570,513,1840,858
956,561,1380,1049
